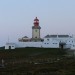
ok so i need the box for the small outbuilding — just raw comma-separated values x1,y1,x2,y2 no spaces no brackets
5,43,15,50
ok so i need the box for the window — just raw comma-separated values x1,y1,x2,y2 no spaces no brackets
44,43,49,44
55,43,57,44
47,39,49,41
53,43,57,44
73,45,75,47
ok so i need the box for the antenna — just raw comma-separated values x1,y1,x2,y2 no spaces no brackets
8,36,9,43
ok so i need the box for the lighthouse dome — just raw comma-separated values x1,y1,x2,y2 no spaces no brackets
34,17,39,21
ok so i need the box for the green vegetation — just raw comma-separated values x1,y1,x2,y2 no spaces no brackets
0,48,75,75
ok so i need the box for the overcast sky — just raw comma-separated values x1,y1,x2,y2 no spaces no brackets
0,0,75,46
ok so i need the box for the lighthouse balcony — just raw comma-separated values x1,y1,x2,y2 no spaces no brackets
32,26,41,29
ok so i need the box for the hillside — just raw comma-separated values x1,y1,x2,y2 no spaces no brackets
0,48,75,75
0,48,65,60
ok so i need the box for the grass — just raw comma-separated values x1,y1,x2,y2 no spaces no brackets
0,48,65,59
0,48,75,75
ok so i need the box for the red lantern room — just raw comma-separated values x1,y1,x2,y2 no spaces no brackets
34,17,39,26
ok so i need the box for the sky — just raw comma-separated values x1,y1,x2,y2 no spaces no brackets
0,0,75,46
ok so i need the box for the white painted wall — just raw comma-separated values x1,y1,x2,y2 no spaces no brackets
42,38,59,48
15,42,42,48
5,45,9,49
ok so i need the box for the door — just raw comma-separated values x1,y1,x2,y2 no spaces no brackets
9,46,11,49
59,43,66,49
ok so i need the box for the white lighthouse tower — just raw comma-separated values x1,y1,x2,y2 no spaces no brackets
32,17,41,41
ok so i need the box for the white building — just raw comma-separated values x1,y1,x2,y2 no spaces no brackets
5,17,75,50
42,35,75,49
5,43,15,49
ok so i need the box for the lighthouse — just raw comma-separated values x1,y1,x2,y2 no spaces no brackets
32,17,41,41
